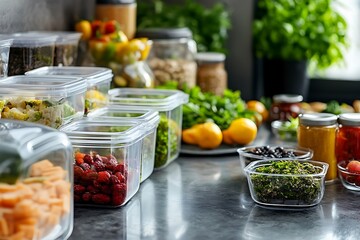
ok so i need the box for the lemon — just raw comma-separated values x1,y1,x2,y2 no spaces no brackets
228,118,257,145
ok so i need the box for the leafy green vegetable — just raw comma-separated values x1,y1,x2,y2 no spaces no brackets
250,160,323,204
322,100,342,115
253,0,348,70
137,0,231,53
181,86,247,130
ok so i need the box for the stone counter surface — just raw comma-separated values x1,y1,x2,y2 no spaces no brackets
69,126,360,240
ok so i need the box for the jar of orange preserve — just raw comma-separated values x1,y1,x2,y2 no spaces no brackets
298,113,338,181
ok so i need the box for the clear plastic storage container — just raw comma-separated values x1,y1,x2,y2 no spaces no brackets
7,33,57,76
59,118,146,207
0,37,13,78
88,106,160,182
108,88,189,169
0,75,87,128
0,119,73,240
25,66,112,114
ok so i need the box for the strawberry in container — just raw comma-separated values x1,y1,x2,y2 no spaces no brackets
59,118,145,207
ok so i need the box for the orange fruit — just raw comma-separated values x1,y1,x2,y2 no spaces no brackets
222,129,235,145
247,100,268,122
75,20,92,41
197,122,223,149
228,118,257,145
182,125,201,145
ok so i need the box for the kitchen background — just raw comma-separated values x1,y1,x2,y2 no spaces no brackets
0,0,359,102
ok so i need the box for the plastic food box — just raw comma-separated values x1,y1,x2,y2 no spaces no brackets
88,106,160,182
244,159,328,208
0,37,13,78
59,118,146,207
0,119,74,240
26,66,112,114
0,75,87,128
271,120,298,141
7,32,57,75
108,88,189,169
237,145,313,173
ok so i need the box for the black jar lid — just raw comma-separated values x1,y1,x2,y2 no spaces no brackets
96,0,136,4
135,27,193,40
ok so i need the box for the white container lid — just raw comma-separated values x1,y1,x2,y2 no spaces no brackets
25,66,113,88
0,38,13,47
108,88,189,111
60,118,146,146
9,32,57,47
0,75,87,98
27,31,81,44
299,113,338,126
338,113,360,126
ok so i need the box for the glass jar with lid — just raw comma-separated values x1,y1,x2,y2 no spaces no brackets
270,94,303,121
298,113,338,181
336,113,360,163
135,27,197,88
0,119,73,240
195,52,227,95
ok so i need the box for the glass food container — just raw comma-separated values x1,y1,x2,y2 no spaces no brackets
7,33,57,76
108,88,189,169
244,159,328,208
136,27,197,88
0,75,87,128
0,37,13,78
195,52,227,96
87,106,160,183
298,113,338,181
270,94,303,121
59,118,145,207
336,113,360,163
0,119,73,240
25,66,112,115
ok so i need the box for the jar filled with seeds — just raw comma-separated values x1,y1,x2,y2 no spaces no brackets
196,52,227,95
135,27,197,88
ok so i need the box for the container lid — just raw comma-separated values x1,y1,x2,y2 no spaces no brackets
338,113,360,126
273,94,303,103
9,32,57,47
96,0,136,4
135,28,193,40
87,106,160,132
25,66,113,88
0,119,72,182
0,75,87,98
27,31,81,44
299,113,338,126
59,118,145,146
108,88,189,111
195,52,226,64
0,38,13,47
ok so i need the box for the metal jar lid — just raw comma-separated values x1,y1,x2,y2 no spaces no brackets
338,113,360,126
299,113,338,126
135,27,193,40
273,94,303,103
195,52,226,64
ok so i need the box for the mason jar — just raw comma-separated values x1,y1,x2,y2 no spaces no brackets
135,27,197,88
270,94,303,121
298,113,338,181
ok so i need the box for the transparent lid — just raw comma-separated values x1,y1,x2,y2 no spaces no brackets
0,75,87,98
0,119,72,181
27,31,81,44
87,106,160,132
59,118,146,146
26,66,113,88
108,88,189,111
9,32,57,47
338,113,360,126
299,113,338,126
0,38,13,47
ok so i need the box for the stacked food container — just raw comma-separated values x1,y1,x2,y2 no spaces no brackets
0,36,13,78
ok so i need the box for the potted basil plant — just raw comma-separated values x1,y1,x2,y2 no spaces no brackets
252,0,348,99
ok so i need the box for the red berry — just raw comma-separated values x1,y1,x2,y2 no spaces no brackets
93,180,102,189
112,183,127,194
87,185,99,194
347,160,360,174
84,170,98,181
92,193,111,204
80,163,91,171
74,184,86,195
98,171,111,184
113,163,124,174
74,165,85,181
93,154,103,163
110,175,120,185
105,158,117,171
82,192,92,202
101,185,112,195
94,161,106,172
112,192,126,206
115,172,125,183
83,154,94,165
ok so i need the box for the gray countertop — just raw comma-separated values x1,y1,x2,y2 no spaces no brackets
69,126,360,240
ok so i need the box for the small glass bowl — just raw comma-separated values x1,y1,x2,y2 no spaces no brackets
244,159,328,208
337,161,360,191
271,120,298,141
237,145,313,172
